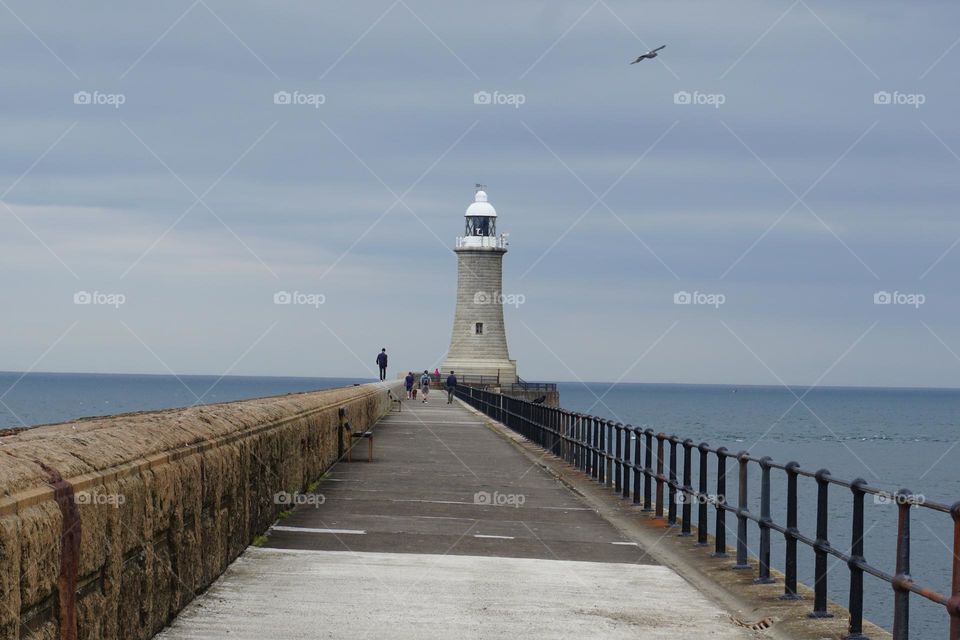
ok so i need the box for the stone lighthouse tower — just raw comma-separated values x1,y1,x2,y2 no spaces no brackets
441,186,518,383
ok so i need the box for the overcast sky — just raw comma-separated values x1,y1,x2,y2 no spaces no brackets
1,1,959,387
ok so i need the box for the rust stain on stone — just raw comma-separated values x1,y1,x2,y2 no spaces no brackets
34,461,80,640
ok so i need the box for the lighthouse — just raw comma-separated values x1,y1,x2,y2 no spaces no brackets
441,186,518,383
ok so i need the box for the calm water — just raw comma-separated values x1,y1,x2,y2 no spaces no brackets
1,374,955,636
559,382,960,638
0,371,369,430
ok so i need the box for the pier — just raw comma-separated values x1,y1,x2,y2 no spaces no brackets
156,393,749,639
1,380,955,639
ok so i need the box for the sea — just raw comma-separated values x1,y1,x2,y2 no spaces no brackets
558,382,959,639
1,373,956,637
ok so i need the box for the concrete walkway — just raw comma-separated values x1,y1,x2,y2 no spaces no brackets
158,397,754,639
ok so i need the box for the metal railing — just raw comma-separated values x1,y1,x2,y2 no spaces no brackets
457,385,960,640
512,377,557,392
428,373,501,387
427,374,557,393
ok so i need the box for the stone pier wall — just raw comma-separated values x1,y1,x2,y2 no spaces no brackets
0,380,402,640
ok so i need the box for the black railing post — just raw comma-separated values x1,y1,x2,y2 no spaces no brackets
621,425,631,500
599,419,608,486
605,421,614,488
591,417,600,481
655,434,666,519
614,423,623,494
633,428,642,505
680,439,693,536
667,436,678,526
734,451,750,570
949,501,960,640
755,457,775,584
559,409,566,462
578,415,585,472
697,442,709,546
556,408,564,459
781,461,801,600
847,478,869,640
713,447,728,558
643,429,654,512
809,469,834,618
892,488,913,639
571,412,577,466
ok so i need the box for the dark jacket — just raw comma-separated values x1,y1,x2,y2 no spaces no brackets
376,352,388,367
404,374,414,388
445,374,458,388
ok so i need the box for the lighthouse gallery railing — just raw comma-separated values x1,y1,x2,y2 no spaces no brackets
456,385,960,640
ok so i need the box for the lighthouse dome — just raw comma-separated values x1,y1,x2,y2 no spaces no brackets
465,190,496,217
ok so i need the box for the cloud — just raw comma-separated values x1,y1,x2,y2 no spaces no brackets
0,0,958,387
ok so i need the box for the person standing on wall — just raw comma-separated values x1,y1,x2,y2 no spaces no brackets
376,348,388,381
445,370,457,404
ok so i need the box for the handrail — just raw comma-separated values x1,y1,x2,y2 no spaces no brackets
456,385,960,640
427,374,557,392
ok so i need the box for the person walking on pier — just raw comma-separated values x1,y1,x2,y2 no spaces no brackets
445,370,457,404
376,348,388,381
419,370,431,403
404,371,415,399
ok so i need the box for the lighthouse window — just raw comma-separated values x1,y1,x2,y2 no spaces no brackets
466,217,495,237
475,322,483,335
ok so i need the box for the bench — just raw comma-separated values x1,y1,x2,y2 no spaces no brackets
339,407,374,462
387,389,402,412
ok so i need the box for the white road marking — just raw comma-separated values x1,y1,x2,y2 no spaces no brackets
473,534,515,540
611,542,639,546
272,526,366,535
383,498,590,510
381,421,484,425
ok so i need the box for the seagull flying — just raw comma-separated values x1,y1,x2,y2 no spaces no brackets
631,45,666,64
